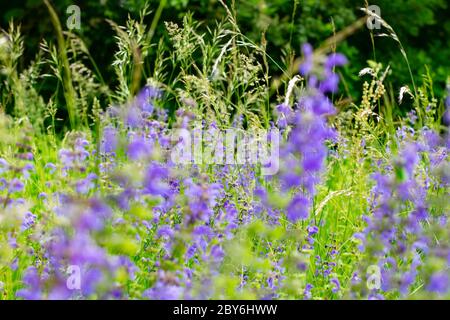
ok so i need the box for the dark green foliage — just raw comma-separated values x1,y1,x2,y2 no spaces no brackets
1,0,449,111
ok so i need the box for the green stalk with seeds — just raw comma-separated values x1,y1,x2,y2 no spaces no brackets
44,0,78,129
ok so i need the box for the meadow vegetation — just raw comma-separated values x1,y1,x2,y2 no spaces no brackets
0,1,449,299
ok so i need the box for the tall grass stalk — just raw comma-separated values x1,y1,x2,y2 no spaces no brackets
44,0,78,129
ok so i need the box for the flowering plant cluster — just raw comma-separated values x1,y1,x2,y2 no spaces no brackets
0,38,449,300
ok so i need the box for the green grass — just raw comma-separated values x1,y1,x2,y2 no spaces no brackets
0,3,449,300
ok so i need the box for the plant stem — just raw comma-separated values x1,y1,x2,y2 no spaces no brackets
44,0,78,130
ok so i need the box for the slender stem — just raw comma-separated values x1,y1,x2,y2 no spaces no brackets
44,0,78,129
148,0,167,44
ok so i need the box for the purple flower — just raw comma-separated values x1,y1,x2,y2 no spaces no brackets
145,284,183,300
144,271,184,300
80,268,104,297
0,158,9,174
16,267,42,300
193,225,213,237
126,105,142,128
186,244,197,259
134,85,161,113
75,173,97,194
184,180,222,224
325,53,348,70
286,194,310,222
351,272,361,285
427,272,449,294
17,152,33,161
299,43,313,75
400,143,419,176
21,211,37,231
45,162,57,174
210,245,224,262
319,71,340,93
9,178,24,193
127,136,152,160
158,225,174,238
330,277,341,293
11,258,19,271
59,198,112,232
368,293,385,300
307,225,319,235
303,283,313,300
143,163,169,196
102,126,118,154
21,163,34,179
400,271,417,295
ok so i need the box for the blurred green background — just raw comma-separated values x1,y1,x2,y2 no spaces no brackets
1,0,449,101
